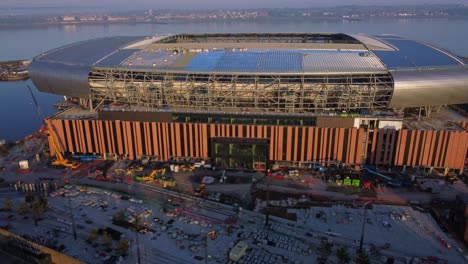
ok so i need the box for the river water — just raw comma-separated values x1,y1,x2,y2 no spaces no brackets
0,18,467,141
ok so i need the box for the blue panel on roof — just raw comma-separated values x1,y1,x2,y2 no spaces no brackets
185,51,225,71
215,52,261,72
258,51,302,72
96,49,138,66
374,37,462,69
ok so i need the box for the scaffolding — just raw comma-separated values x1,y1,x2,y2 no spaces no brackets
88,68,393,114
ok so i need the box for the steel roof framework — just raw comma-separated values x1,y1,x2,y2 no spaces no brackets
88,68,393,114
157,33,359,44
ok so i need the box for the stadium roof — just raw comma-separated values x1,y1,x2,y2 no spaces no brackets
32,33,466,74
29,33,468,108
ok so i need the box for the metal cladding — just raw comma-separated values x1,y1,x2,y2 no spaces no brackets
29,36,144,98
389,68,468,108
29,61,91,98
29,33,468,110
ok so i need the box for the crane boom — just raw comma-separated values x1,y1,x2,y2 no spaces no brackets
27,85,79,169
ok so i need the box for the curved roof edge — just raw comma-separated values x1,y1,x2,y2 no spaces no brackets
30,36,145,97
346,34,395,51
389,68,468,108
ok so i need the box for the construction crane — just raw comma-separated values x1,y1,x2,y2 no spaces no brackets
46,128,80,169
27,85,80,170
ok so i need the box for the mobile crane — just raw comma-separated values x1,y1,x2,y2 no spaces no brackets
28,86,80,170
46,127,80,169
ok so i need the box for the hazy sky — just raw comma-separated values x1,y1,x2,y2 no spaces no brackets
1,0,467,9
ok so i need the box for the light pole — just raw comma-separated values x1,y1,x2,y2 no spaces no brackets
204,233,208,264
67,196,77,240
200,229,207,264
359,201,372,253
134,214,141,264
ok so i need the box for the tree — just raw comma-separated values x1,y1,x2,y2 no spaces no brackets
102,231,112,248
0,144,10,157
317,240,333,263
38,195,48,211
88,229,99,243
18,201,29,214
31,200,44,226
113,209,125,222
336,246,350,264
25,192,34,206
3,197,13,211
115,238,130,256
355,251,370,264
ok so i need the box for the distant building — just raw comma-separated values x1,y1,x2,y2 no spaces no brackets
61,16,76,21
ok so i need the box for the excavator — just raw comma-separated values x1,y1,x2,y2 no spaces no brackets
136,169,158,182
135,168,167,182
28,86,80,170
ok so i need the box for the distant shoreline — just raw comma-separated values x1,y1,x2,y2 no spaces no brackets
0,20,169,28
1,16,468,28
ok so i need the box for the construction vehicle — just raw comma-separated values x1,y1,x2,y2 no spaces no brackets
179,165,195,172
158,178,176,188
128,165,144,172
38,125,80,169
194,184,207,197
208,230,217,240
48,134,79,169
28,86,80,170
155,168,166,176
117,166,145,178
136,169,158,182
135,168,168,182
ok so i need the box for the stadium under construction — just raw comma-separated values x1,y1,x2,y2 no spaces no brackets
29,33,468,173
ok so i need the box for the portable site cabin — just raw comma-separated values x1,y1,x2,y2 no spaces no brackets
229,240,248,262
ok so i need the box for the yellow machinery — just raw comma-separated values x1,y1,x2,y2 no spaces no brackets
28,85,80,170
129,165,144,172
114,168,126,174
158,178,176,188
116,166,145,178
46,129,80,169
138,169,158,182
180,165,195,172
136,168,168,183
154,168,174,187
208,230,217,240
